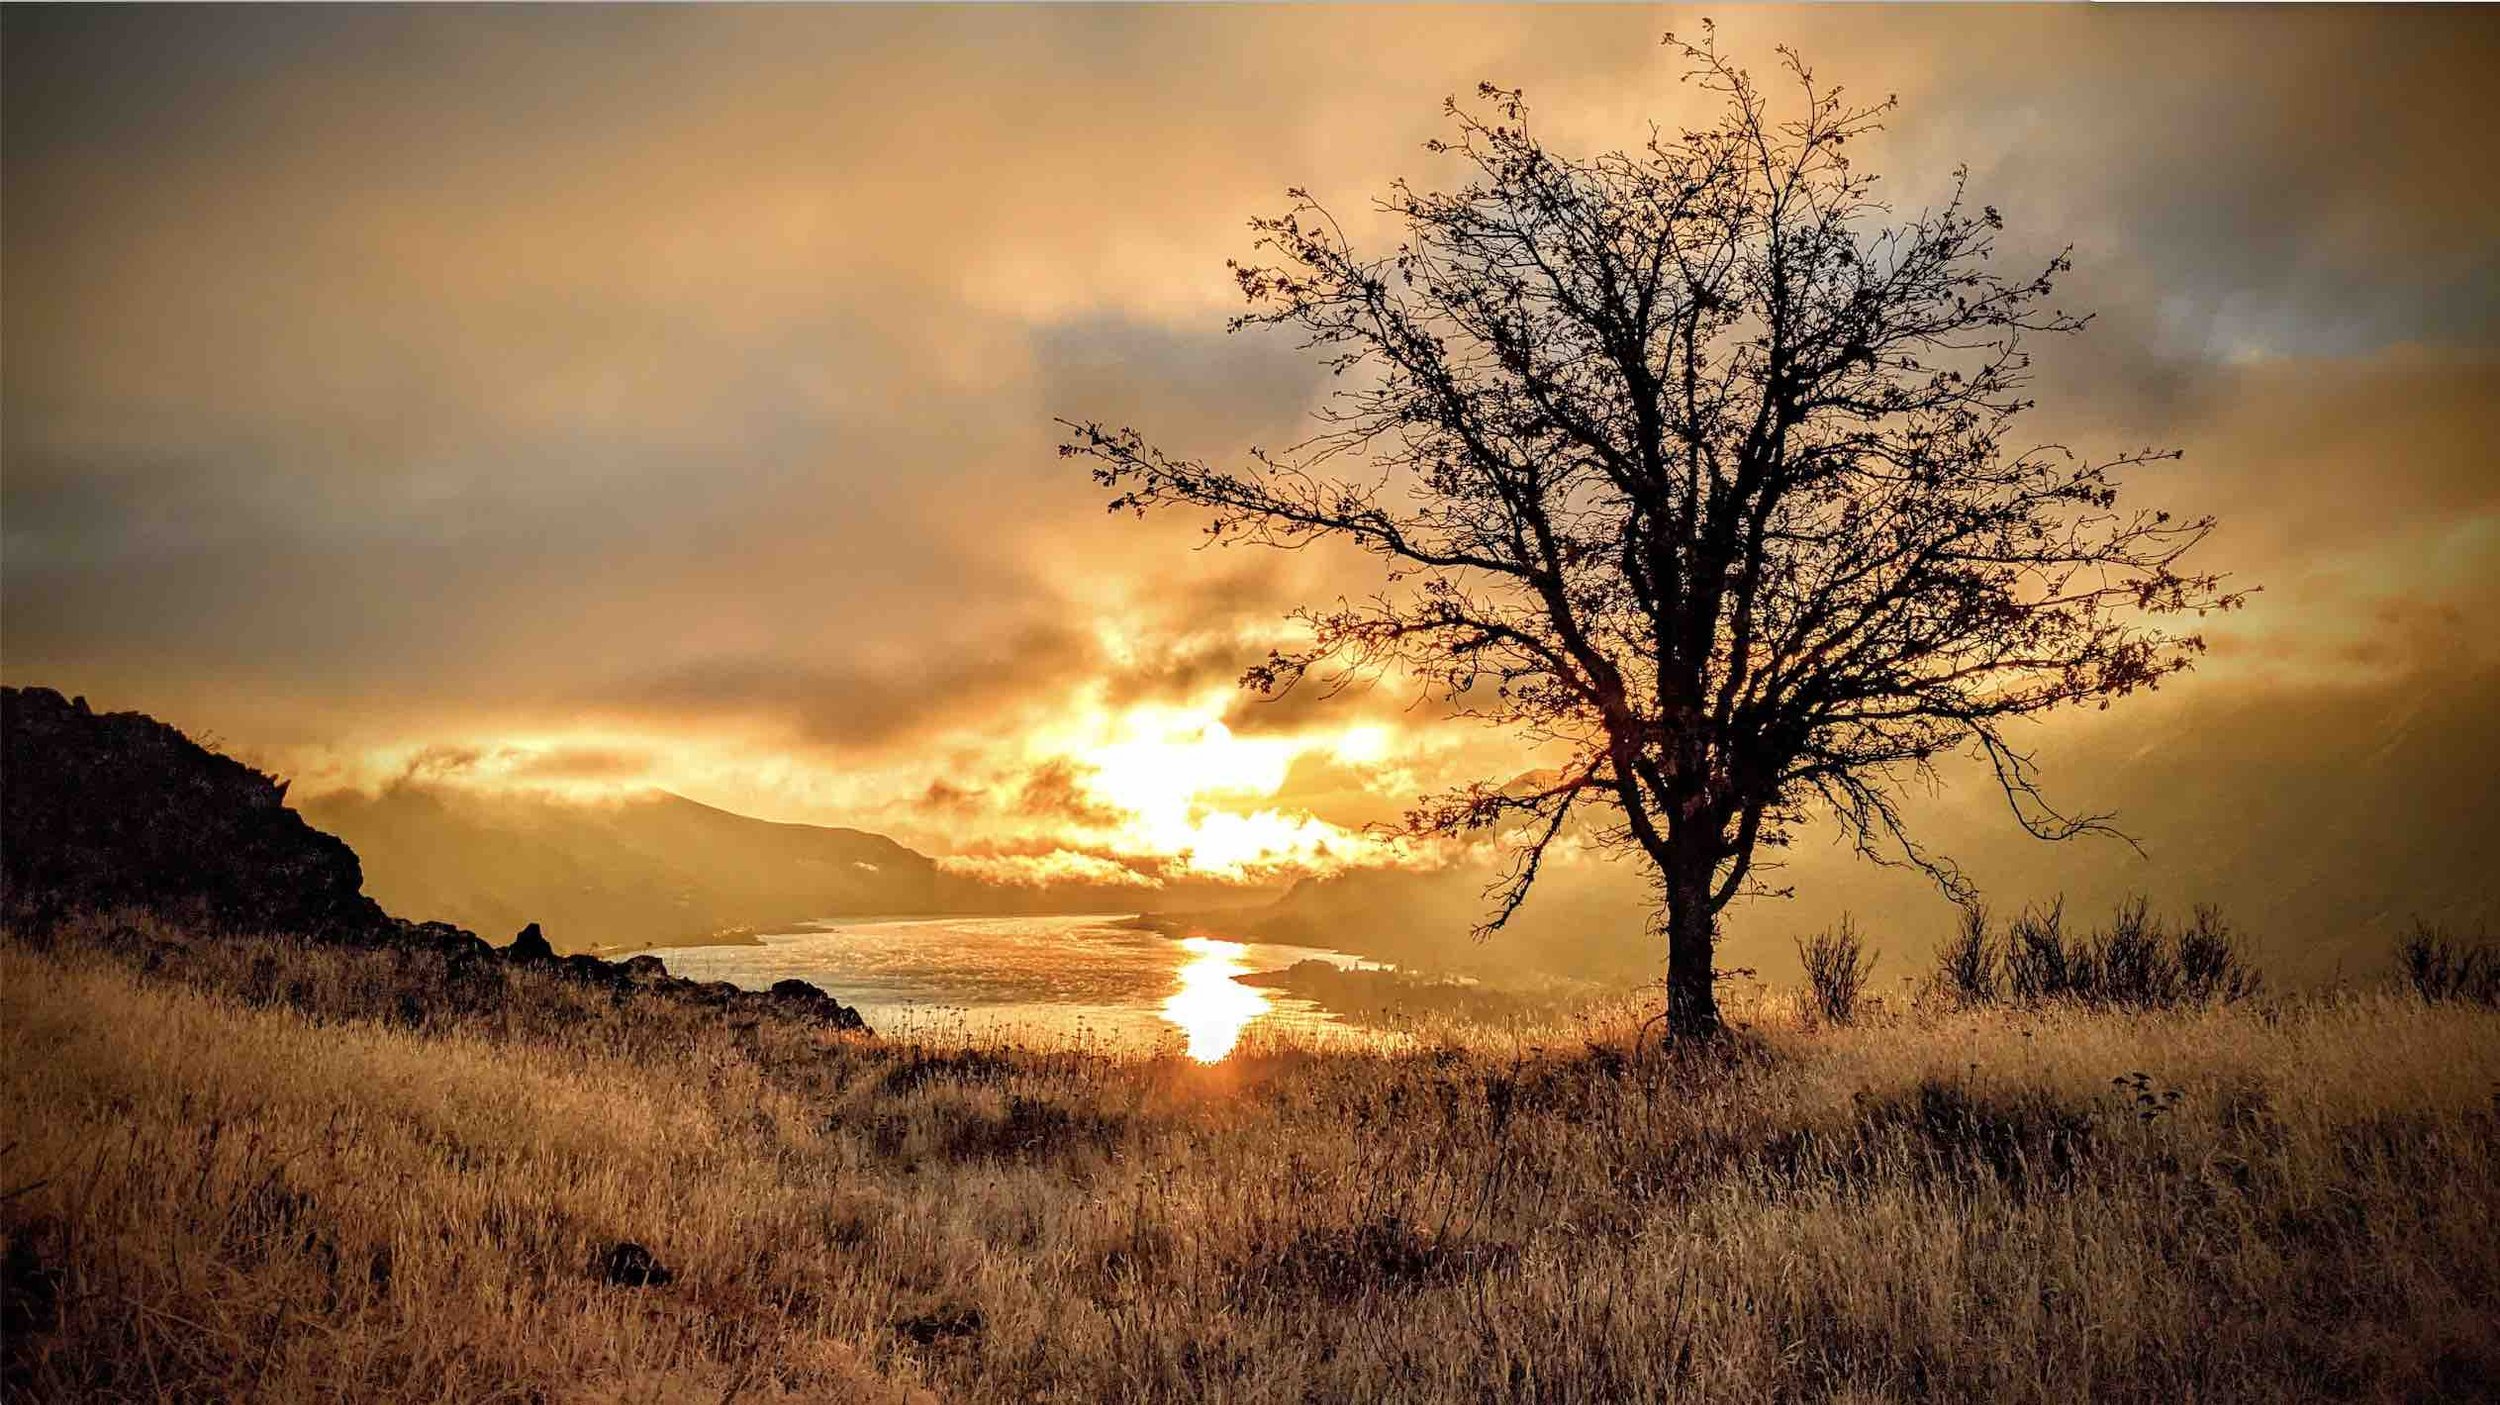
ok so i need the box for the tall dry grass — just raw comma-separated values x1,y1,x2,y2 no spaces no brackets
5,912,2498,1402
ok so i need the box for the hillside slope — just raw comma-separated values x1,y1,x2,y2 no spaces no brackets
305,787,1303,955
1231,669,2500,986
302,787,959,952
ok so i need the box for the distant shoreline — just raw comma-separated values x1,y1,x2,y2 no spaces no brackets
591,908,1165,958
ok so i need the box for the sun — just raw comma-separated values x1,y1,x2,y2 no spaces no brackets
1082,714,1293,833
1042,698,1394,880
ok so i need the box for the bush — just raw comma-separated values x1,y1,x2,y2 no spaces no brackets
1942,897,2262,1011
1933,904,2000,1007
1797,917,1877,1026
2004,900,2082,1003
2397,922,2500,1006
2093,897,2181,1007
2177,905,2265,1005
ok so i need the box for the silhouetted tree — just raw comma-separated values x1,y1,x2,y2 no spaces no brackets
1065,31,2237,1035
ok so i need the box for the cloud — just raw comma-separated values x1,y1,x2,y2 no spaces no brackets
935,851,1163,891
620,621,1097,753
2,6,2494,941
1011,760,1126,828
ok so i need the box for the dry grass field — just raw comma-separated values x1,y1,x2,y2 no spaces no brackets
5,912,2498,1403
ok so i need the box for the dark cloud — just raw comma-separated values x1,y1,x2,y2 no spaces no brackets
917,779,986,817
1012,760,1125,828
620,619,1097,754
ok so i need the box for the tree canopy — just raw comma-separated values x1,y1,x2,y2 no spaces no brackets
1065,30,2239,1033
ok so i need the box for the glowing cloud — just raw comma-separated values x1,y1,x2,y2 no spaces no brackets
1027,696,1403,881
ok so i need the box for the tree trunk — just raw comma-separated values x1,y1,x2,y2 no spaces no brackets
1663,861,1723,1038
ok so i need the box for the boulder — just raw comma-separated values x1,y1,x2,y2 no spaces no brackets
769,977,869,1031
506,922,555,964
397,920,492,962
596,1241,673,1288
559,953,620,988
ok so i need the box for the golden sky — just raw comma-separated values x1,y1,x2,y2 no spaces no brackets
6,6,2497,940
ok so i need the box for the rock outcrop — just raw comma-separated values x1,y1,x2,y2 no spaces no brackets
1,685,870,1034
596,1242,673,1289
768,977,872,1031
507,921,556,964
2,686,387,935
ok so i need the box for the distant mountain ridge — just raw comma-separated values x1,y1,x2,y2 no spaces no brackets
300,784,1279,954
302,786,970,952
0,682,1000,955
2,684,878,1027
1217,668,2500,986
31,668,2488,978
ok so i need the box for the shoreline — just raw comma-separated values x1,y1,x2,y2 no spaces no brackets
590,900,1165,955
587,908,1162,958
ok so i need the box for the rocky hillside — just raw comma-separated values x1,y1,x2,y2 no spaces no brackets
3,686,389,935
1,685,870,1030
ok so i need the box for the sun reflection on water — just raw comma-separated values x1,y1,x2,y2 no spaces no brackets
1161,935,1268,1061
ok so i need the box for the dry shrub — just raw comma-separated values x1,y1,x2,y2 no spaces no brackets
2399,922,2500,1006
1796,917,1877,1026
2005,898,2084,1002
1933,904,2000,1007
1950,897,2263,1010
2176,905,2266,1006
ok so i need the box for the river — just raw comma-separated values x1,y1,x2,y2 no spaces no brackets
631,912,1379,1059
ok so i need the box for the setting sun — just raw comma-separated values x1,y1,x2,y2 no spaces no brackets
1080,715,1374,874
978,694,1406,883
1082,714,1289,828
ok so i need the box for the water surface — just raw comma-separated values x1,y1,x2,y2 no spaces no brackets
636,913,1377,1059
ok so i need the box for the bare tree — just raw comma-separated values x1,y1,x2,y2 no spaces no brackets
1063,30,2237,1036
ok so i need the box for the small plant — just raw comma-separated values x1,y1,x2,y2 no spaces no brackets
1961,898,2262,1010
2176,905,2263,1005
1798,917,1877,1027
2005,900,2079,1003
1933,904,2000,1007
2094,897,2182,1008
2111,1071,2186,1125
2397,922,2500,1006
